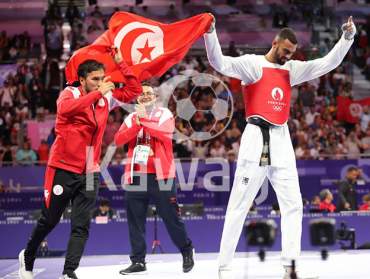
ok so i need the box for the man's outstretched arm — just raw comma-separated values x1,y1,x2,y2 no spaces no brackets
290,16,356,87
203,14,256,83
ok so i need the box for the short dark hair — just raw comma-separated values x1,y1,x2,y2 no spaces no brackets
277,28,298,45
99,198,110,207
77,60,105,79
347,166,358,173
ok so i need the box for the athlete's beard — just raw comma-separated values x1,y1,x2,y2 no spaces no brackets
274,47,287,65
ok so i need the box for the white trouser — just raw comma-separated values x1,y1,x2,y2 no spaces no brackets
218,159,303,269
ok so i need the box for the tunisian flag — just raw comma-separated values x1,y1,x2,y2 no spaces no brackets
337,96,370,123
65,12,212,83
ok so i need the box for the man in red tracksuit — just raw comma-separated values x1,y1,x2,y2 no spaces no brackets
114,84,194,275
18,47,141,279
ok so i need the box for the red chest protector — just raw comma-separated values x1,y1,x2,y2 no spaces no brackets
243,67,291,125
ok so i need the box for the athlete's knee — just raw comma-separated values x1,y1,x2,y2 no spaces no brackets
71,224,90,239
70,214,91,238
39,213,61,230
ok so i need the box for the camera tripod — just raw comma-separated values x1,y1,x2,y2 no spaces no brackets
151,206,164,254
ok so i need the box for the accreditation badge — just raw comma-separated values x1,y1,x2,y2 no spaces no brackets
133,145,151,165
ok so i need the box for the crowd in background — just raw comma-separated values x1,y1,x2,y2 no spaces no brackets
1,1,370,167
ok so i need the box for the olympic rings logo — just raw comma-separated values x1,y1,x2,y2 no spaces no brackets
272,105,283,111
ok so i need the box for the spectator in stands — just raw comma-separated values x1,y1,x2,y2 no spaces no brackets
272,6,289,28
0,31,9,61
16,32,31,58
339,82,352,99
35,107,46,122
362,47,370,80
359,194,370,211
344,131,361,159
358,29,368,53
15,103,29,120
0,141,6,166
90,5,103,18
360,106,370,133
28,71,45,118
43,59,62,113
45,23,63,59
174,137,192,158
0,179,7,193
209,139,226,158
179,56,199,70
227,120,241,142
192,141,209,159
337,167,361,211
87,19,103,34
0,141,13,166
295,142,311,159
0,81,15,107
297,83,316,107
46,3,62,21
65,0,82,26
309,196,321,213
16,141,37,165
305,107,319,126
360,127,370,156
319,189,336,213
226,149,236,163
92,198,114,219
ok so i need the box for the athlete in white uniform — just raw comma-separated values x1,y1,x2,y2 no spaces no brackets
204,16,356,279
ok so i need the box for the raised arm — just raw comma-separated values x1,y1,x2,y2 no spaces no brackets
290,16,356,86
108,46,142,110
111,61,142,103
203,15,256,83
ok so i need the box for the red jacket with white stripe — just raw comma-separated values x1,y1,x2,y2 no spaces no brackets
114,107,175,184
47,62,142,174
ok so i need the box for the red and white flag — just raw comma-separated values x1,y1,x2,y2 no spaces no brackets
65,12,212,83
336,96,370,123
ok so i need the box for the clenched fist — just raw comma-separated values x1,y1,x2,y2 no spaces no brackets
110,46,123,64
207,13,216,34
341,16,356,40
98,76,115,95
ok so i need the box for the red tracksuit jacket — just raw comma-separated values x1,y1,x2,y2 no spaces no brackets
48,62,141,174
114,107,176,184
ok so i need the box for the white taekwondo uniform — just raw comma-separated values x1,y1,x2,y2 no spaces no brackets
204,29,354,274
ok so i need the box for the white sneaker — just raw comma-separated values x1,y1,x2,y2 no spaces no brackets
218,266,233,279
18,249,33,279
